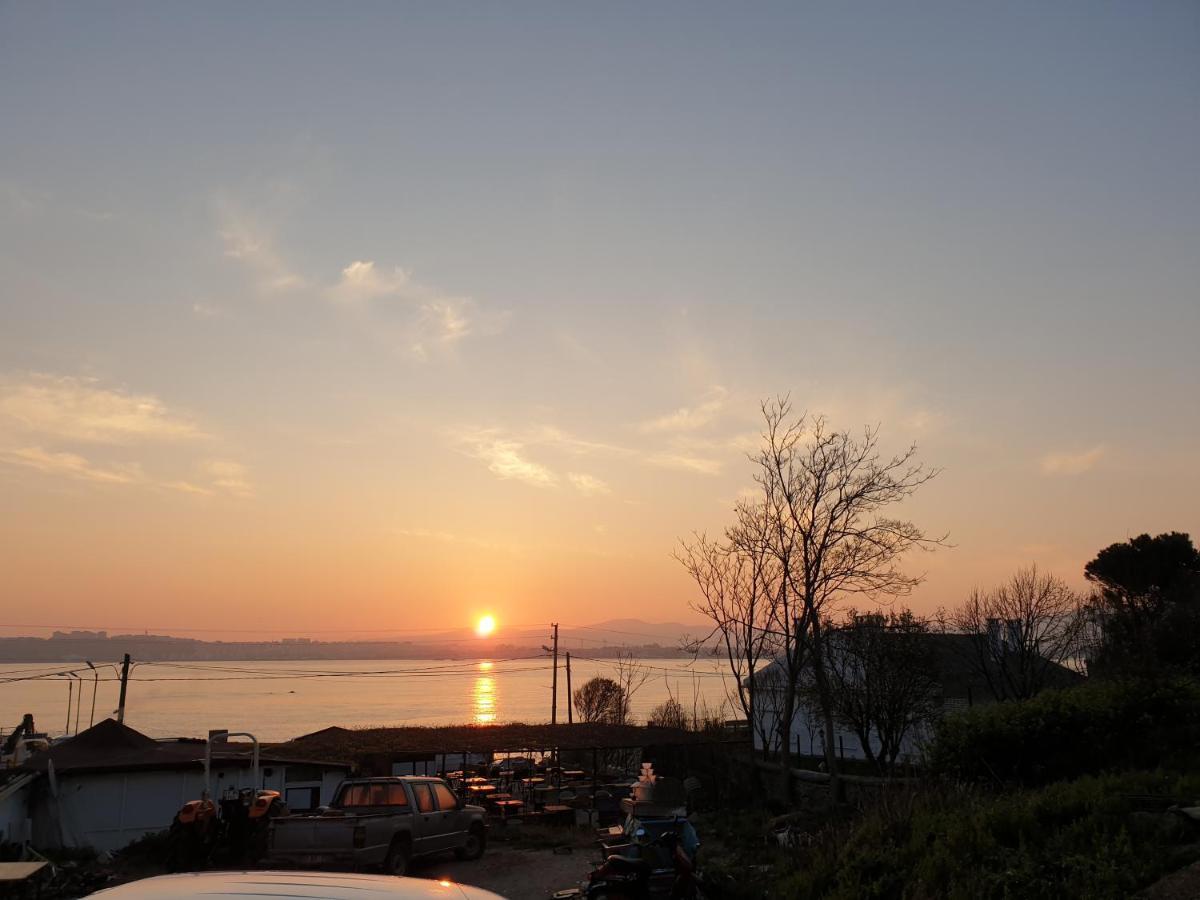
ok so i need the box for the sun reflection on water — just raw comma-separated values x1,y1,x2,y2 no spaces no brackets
474,660,496,724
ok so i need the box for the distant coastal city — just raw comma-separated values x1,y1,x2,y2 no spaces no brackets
0,620,708,662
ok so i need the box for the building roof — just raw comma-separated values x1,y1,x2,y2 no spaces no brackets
272,722,732,761
20,719,350,775
749,630,1084,702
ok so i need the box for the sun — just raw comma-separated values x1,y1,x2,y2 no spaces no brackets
476,615,496,637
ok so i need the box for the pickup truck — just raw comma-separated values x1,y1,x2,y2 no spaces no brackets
267,777,487,875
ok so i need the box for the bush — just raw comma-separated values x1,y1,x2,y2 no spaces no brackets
779,771,1200,900
926,678,1200,785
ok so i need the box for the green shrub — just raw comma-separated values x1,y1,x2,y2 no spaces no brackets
778,771,1200,900
926,678,1200,785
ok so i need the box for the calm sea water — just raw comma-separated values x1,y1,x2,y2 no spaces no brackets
0,658,732,743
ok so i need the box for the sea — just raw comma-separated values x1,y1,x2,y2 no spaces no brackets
0,658,733,743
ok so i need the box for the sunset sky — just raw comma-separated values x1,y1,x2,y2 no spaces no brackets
1,3,1197,639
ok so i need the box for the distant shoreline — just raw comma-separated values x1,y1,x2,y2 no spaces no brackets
0,636,704,664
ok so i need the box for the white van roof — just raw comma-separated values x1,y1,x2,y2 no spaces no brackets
88,871,507,900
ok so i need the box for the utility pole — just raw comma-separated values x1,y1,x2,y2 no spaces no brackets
64,677,74,737
550,624,559,725
86,661,98,729
565,651,573,725
73,673,82,736
117,654,131,724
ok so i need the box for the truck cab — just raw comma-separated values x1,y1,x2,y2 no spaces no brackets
268,777,487,874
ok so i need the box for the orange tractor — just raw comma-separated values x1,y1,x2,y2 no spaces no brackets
167,788,289,871
166,730,289,870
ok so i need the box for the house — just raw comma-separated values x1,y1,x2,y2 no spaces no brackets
750,629,1085,765
12,719,350,853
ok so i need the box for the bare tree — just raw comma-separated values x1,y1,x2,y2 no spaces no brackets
613,652,650,725
947,565,1087,701
647,696,689,730
573,676,625,724
676,501,783,758
753,398,943,798
815,609,940,775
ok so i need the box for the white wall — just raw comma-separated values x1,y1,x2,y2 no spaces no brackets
33,762,349,853
0,774,34,846
754,707,931,766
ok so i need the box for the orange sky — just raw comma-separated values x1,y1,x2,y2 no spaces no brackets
1,4,1197,640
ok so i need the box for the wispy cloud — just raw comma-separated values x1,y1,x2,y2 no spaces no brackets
0,373,252,499
0,446,142,484
646,453,723,476
455,429,558,488
639,386,728,433
1040,445,1105,476
568,472,611,496
330,259,480,360
0,374,201,445
214,195,304,294
200,459,255,498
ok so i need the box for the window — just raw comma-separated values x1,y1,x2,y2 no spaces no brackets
411,783,435,813
336,782,409,808
285,786,320,811
432,782,458,810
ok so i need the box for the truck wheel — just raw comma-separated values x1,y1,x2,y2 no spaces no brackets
384,837,411,876
455,825,486,861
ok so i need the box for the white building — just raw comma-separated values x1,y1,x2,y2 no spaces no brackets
11,719,350,853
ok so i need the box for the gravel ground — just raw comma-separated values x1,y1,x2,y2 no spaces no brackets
1136,859,1200,900
408,846,594,899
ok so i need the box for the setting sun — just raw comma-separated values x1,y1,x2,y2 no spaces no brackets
476,615,496,637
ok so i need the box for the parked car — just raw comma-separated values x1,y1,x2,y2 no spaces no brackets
267,777,487,875
87,871,505,899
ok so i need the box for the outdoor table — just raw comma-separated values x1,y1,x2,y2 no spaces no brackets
493,799,524,818
464,776,490,784
520,776,545,785
562,770,586,779
542,803,574,825
485,792,512,801
467,783,497,794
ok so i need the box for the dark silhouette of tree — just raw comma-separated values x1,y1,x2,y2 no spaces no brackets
947,565,1088,701
751,399,943,798
1085,532,1200,676
815,608,940,775
647,697,689,730
572,676,625,724
676,499,784,758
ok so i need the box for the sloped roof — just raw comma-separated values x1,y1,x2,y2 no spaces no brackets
273,722,730,761
20,719,349,775
749,631,1084,702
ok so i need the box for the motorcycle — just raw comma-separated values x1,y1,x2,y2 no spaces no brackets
553,831,701,900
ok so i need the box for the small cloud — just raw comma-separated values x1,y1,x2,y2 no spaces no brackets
214,195,304,293
639,386,728,434
456,430,557,488
0,373,201,445
191,302,225,319
1040,445,1105,476
0,446,142,485
330,259,481,361
329,260,412,304
161,480,214,496
646,453,723,476
568,472,611,497
200,459,255,498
